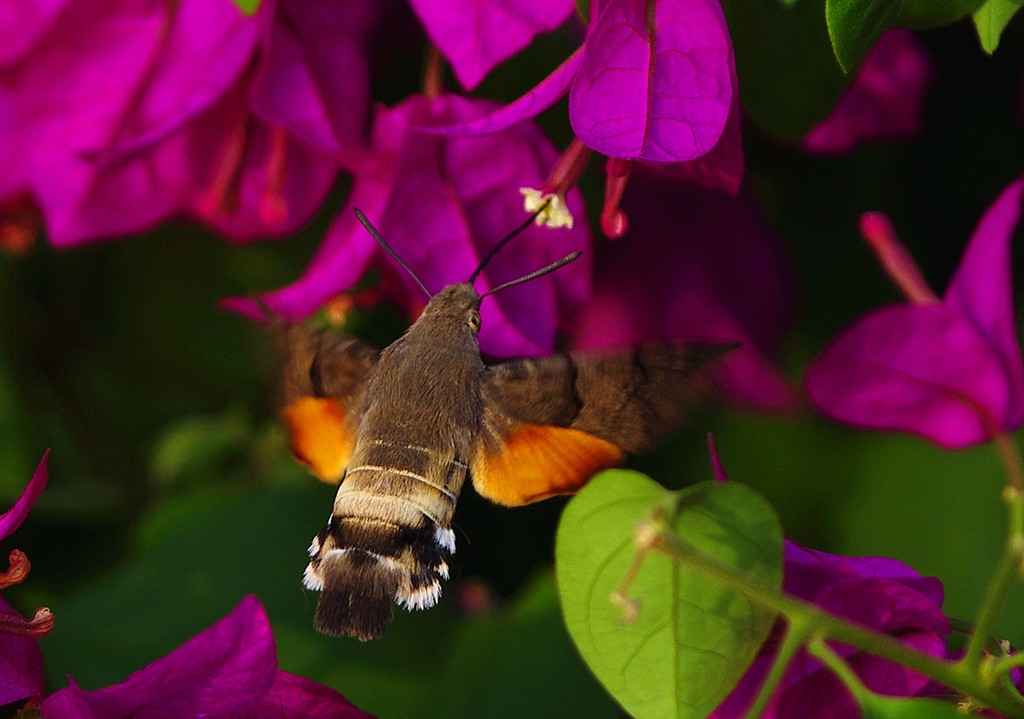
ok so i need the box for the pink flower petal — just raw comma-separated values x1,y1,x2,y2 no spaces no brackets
410,0,575,90
803,30,934,155
817,578,948,697
806,304,1012,448
421,48,584,136
783,543,944,607
816,578,949,638
262,672,375,719
42,596,278,718
0,0,70,66
8,0,366,245
15,2,182,244
945,176,1024,430
223,100,421,322
569,0,733,161
643,53,744,193
250,0,375,151
0,87,23,199
79,0,266,166
0,594,45,705
808,177,1024,446
0,451,48,543
712,541,948,719
192,110,342,241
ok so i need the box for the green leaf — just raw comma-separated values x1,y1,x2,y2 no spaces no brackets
231,0,262,14
826,0,982,72
860,694,969,718
723,0,847,139
148,411,251,486
973,0,1024,53
555,471,784,719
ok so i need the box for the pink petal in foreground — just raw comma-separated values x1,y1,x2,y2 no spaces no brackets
569,0,733,161
41,596,278,719
806,304,1012,448
262,672,375,719
410,0,575,91
0,452,52,706
41,596,374,718
773,575,948,717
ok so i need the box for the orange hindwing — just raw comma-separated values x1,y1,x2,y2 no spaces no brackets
281,396,355,483
471,423,623,506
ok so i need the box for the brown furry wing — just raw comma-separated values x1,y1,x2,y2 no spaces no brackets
469,343,734,506
276,325,380,482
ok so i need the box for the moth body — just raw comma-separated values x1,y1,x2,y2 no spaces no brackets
301,284,487,639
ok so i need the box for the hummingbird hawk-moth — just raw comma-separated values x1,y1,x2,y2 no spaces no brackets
277,209,733,640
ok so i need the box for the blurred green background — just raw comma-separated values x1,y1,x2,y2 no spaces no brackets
2,11,1024,719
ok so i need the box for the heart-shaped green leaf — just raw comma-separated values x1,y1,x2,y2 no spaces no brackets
556,471,783,719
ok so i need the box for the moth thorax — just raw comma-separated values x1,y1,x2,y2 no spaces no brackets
303,514,456,640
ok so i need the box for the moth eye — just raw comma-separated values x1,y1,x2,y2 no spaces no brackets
467,312,481,333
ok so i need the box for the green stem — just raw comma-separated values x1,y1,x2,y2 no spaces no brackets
992,650,1024,685
963,543,1020,670
740,620,811,719
646,528,1024,718
963,433,1024,672
806,635,867,697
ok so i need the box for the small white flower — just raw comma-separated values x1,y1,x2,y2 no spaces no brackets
520,188,574,229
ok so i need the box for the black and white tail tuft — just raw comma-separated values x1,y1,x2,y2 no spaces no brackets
303,516,455,640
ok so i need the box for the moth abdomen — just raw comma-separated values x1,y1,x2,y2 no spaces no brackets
341,437,469,509
304,510,456,640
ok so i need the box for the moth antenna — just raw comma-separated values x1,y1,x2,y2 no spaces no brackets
353,208,432,300
468,198,552,284
481,251,582,298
